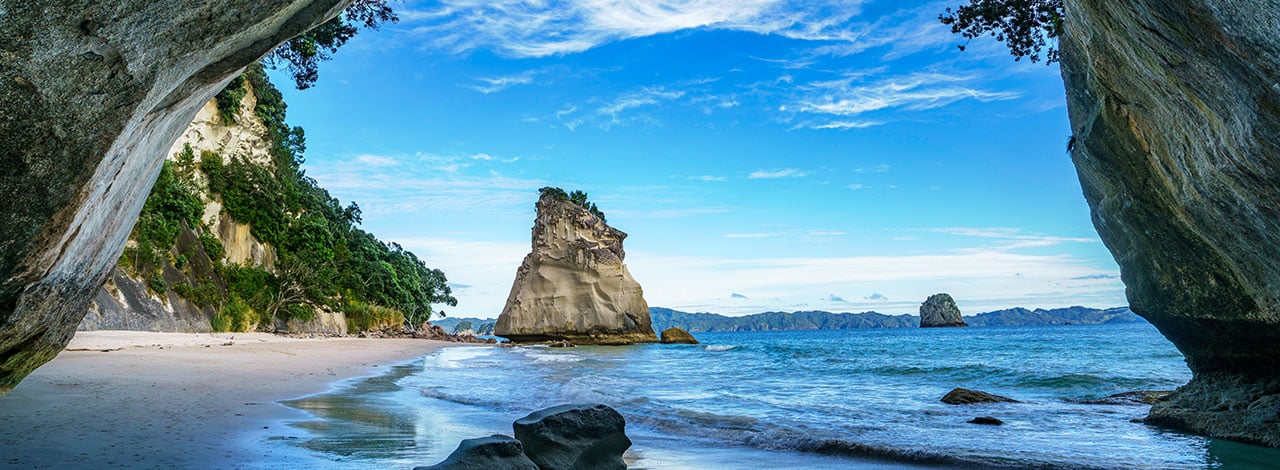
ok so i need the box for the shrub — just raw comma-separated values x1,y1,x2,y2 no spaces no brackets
212,295,255,332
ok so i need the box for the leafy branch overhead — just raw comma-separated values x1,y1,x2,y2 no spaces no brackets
539,186,607,223
266,0,397,89
940,0,1064,64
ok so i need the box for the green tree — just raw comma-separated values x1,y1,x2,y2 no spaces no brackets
940,0,1064,63
266,0,397,89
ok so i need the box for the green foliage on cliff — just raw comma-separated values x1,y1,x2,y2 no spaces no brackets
940,0,1063,63
213,75,247,124
538,186,607,223
119,157,205,293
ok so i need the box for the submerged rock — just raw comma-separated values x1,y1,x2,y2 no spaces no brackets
1079,390,1171,406
413,435,538,470
513,404,631,470
967,416,1003,426
495,192,658,345
659,327,699,344
919,293,966,328
1061,0,1280,446
941,388,1019,405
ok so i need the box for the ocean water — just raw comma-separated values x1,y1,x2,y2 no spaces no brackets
276,323,1280,469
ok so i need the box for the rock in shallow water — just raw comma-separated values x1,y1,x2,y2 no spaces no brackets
513,404,631,470
967,416,1003,426
941,388,1019,405
659,327,699,344
414,435,538,470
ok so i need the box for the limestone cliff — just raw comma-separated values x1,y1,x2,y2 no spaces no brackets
0,0,351,392
1063,0,1280,446
919,293,966,328
495,192,658,345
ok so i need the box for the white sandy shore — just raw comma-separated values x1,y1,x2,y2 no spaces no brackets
0,331,464,469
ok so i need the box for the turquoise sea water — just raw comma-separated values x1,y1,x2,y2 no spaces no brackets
277,323,1280,469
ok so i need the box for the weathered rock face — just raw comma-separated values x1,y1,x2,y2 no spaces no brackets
0,0,351,392
919,293,966,328
495,194,657,345
940,388,1019,405
1062,0,1280,446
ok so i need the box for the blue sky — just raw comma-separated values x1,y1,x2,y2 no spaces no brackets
270,0,1126,318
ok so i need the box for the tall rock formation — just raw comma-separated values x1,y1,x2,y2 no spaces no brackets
1062,0,1280,446
495,192,658,345
0,0,350,392
919,293,966,328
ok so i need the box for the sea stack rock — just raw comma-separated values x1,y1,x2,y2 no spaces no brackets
919,293,966,328
495,190,658,345
1062,0,1280,446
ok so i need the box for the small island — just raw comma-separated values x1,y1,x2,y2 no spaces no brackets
919,293,968,328
494,188,659,345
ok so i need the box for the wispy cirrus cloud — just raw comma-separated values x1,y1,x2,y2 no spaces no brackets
403,0,872,58
925,227,1098,250
797,72,1019,118
748,168,811,179
465,70,537,93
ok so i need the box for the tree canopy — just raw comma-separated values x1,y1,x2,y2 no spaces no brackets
539,186,607,222
266,0,397,89
939,0,1064,64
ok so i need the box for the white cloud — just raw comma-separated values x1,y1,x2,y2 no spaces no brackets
465,70,537,93
689,175,727,182
797,72,1020,117
598,87,686,126
846,183,866,190
925,227,1099,250
404,1,874,58
748,168,811,179
355,154,400,167
809,120,883,130
807,230,848,237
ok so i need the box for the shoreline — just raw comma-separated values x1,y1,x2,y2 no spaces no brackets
0,331,469,469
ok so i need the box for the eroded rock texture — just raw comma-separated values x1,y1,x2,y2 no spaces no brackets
495,193,658,345
919,293,966,328
0,0,351,392
1062,0,1280,446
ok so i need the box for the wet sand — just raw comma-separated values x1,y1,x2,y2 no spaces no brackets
0,331,459,469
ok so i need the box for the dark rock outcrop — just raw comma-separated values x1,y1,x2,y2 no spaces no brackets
1062,0,1280,446
967,416,1003,426
919,293,966,328
659,327,698,344
413,435,538,470
495,193,658,345
941,388,1019,405
512,404,631,470
1078,390,1171,406
0,0,351,392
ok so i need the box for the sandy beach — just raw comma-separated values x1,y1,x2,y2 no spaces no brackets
0,331,464,469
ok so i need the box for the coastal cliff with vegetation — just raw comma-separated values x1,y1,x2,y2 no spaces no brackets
81,65,455,335
495,188,658,345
